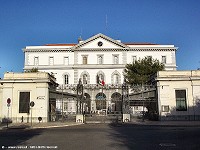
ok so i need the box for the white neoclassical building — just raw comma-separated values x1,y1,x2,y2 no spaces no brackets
23,33,178,115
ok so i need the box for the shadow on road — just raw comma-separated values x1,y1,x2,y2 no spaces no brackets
108,122,200,150
0,128,44,149
108,123,156,150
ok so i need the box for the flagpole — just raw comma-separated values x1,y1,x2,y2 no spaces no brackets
102,85,103,113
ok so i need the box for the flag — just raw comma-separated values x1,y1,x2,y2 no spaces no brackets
97,75,105,86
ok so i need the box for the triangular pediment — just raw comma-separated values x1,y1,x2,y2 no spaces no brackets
72,33,129,49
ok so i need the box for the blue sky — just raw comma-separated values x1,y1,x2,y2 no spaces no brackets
0,0,200,78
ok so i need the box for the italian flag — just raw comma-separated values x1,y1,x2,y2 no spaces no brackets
97,75,105,86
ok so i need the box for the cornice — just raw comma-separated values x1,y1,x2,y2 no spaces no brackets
24,64,125,70
72,64,125,69
23,47,177,53
73,48,129,52
24,65,74,70
129,47,178,51
23,48,72,53
156,77,200,81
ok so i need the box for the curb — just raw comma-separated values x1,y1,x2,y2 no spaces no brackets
0,123,84,130
127,121,200,127
31,123,83,129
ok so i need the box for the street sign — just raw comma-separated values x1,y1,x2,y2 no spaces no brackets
7,98,11,104
30,101,35,107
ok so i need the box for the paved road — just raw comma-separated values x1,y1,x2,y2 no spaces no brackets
0,123,200,150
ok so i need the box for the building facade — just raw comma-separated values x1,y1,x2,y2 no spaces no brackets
154,70,200,120
0,72,73,123
23,33,178,115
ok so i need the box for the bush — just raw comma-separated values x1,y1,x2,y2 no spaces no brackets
2,118,12,123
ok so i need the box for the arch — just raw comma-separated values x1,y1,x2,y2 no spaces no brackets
95,93,106,100
111,92,122,101
111,92,122,112
62,72,70,85
84,93,91,99
111,70,121,85
80,71,90,84
95,92,106,110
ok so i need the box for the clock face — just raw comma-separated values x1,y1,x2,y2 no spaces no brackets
98,41,103,47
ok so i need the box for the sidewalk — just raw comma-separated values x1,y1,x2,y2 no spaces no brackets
129,120,200,127
0,121,83,130
1,120,200,130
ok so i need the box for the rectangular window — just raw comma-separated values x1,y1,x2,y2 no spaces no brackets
97,55,103,64
132,56,137,63
64,57,69,65
34,57,39,66
162,105,169,112
82,56,88,64
19,92,30,113
113,55,119,64
162,56,166,64
49,57,54,65
176,90,187,111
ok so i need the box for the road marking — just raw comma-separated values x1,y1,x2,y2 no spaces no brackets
159,143,176,147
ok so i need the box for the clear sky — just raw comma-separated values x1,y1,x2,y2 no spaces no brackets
0,0,200,78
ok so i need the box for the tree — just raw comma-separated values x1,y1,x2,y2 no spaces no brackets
24,68,39,73
124,56,164,85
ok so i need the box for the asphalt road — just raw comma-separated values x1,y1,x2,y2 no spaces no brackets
0,123,200,150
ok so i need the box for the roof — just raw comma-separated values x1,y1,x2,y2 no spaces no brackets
45,43,76,46
123,42,159,45
44,42,159,47
72,33,129,49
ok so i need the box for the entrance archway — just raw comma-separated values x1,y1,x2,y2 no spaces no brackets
111,92,122,112
95,93,106,110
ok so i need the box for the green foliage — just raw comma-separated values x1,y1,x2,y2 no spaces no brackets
124,56,164,85
24,68,39,73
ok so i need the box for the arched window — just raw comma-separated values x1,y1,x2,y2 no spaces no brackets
99,74,104,81
96,93,106,100
111,71,121,85
80,71,90,84
97,73,104,84
113,74,119,84
96,71,105,84
83,74,88,84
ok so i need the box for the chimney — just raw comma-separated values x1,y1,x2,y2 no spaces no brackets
78,36,83,43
